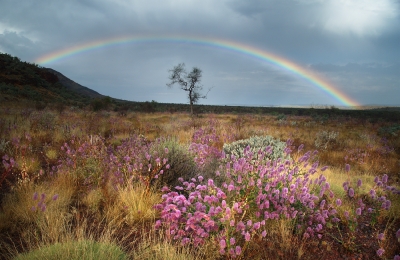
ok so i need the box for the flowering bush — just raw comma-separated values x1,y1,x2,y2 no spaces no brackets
223,135,288,163
56,135,170,192
155,144,337,257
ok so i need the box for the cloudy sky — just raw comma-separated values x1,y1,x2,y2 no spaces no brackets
1,0,399,107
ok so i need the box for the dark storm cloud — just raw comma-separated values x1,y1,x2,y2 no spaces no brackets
1,0,399,106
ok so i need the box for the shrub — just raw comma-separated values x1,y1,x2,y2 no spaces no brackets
223,135,289,163
151,137,198,189
155,146,335,258
314,131,340,150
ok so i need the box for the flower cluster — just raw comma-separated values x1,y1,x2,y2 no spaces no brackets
156,143,337,257
31,192,59,212
189,124,222,168
57,135,170,191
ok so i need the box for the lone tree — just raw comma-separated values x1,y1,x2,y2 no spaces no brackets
167,63,211,115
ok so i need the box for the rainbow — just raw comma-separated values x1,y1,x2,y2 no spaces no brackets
35,35,360,107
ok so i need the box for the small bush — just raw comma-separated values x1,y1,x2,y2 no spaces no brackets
314,131,340,150
223,135,288,162
151,137,198,188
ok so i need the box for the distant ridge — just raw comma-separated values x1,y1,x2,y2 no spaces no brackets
0,52,103,105
44,68,103,99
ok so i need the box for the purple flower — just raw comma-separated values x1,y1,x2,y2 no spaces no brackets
235,246,242,255
261,230,267,237
348,188,355,198
377,233,384,240
396,228,400,239
382,174,388,184
321,166,328,171
376,248,385,257
357,179,362,187
230,237,236,245
356,208,362,215
52,194,59,201
394,255,400,260
345,164,350,172
33,192,38,200
343,181,349,191
219,239,226,249
336,199,342,206
244,232,251,241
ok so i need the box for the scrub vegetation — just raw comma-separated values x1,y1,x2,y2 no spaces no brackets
0,103,399,260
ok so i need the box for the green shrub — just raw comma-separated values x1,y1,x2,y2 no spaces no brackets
223,135,288,162
151,137,198,188
314,130,340,150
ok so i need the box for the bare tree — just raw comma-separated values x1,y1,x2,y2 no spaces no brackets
167,63,211,115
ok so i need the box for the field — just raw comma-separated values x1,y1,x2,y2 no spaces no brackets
0,105,399,259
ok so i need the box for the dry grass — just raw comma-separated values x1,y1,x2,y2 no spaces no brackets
1,108,399,259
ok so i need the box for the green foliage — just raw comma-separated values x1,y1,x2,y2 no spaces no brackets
91,97,112,111
223,135,288,162
151,137,198,188
378,124,400,137
314,130,340,150
0,53,92,106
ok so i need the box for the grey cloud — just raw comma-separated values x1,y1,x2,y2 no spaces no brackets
1,0,399,106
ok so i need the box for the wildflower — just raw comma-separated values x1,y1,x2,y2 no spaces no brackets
376,248,385,257
261,230,267,237
343,181,349,191
396,228,400,239
356,208,362,215
357,179,362,187
33,192,38,200
377,233,384,240
345,164,350,172
382,174,388,184
235,246,242,255
155,220,161,229
321,166,328,171
336,199,342,206
244,232,250,241
230,237,236,245
219,239,226,249
348,188,355,198
52,194,59,201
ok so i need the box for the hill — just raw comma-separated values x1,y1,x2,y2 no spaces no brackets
0,53,103,106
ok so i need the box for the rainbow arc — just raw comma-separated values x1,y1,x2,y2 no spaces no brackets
36,35,360,107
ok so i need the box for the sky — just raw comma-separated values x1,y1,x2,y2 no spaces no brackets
1,0,399,107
